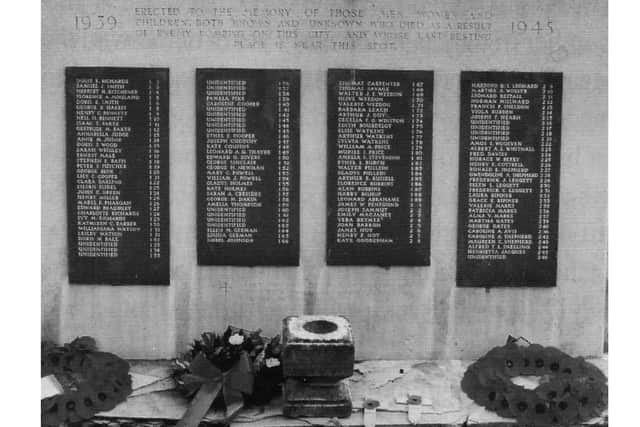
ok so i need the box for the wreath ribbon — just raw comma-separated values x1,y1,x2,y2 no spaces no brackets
176,351,254,427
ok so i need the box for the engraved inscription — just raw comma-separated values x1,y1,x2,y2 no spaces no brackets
66,67,170,285
457,71,562,287
327,69,432,266
196,69,299,265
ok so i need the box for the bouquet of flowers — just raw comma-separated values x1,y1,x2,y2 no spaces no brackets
172,326,283,427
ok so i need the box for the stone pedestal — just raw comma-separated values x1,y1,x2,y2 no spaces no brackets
282,315,354,418
283,378,352,418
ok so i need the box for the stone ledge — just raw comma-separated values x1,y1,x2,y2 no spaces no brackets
85,357,607,427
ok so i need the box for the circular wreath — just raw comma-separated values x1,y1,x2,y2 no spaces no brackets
461,339,607,425
41,337,132,427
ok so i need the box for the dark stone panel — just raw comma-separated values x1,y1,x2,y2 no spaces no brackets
457,71,563,287
66,67,170,285
326,69,433,266
196,69,300,265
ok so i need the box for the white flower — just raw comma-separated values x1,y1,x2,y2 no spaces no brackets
265,357,281,368
174,359,190,370
228,334,244,345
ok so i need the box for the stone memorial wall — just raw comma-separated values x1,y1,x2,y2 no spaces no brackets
43,0,607,360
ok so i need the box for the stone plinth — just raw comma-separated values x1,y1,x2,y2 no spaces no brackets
282,315,354,418
282,315,354,378
282,378,352,418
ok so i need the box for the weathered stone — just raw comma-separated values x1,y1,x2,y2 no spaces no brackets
284,378,348,401
282,315,354,378
282,316,355,418
283,379,352,418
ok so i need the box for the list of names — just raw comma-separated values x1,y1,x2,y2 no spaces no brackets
327,69,433,265
197,69,299,265
66,67,169,285
457,71,562,287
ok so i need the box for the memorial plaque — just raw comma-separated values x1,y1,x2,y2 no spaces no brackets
457,71,562,287
66,67,170,285
327,69,433,266
196,69,300,265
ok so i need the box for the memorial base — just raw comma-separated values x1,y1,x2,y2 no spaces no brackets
283,379,352,418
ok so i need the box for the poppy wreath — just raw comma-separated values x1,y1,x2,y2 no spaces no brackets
41,337,132,427
461,338,607,426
